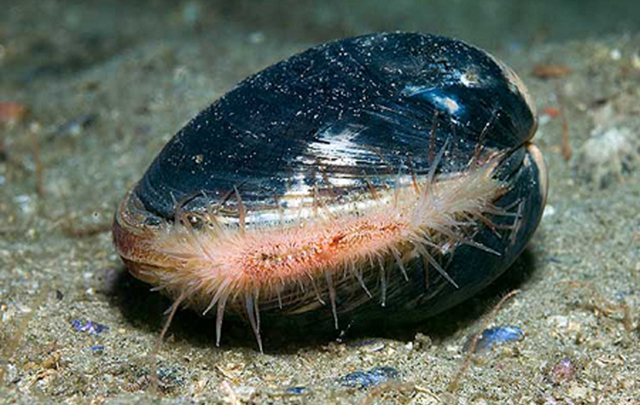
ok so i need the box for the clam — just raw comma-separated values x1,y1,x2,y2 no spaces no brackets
113,32,547,350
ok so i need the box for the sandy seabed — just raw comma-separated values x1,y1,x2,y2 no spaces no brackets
1,1,639,404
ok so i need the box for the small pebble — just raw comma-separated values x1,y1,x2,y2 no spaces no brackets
610,49,621,60
285,386,308,395
632,53,640,70
532,64,572,79
14,195,35,214
0,102,27,125
542,205,556,218
248,31,266,44
548,357,575,384
542,106,561,119
182,1,202,27
464,325,524,353
71,320,108,335
347,339,385,352
413,332,433,351
337,366,399,389
574,126,639,188
51,114,96,137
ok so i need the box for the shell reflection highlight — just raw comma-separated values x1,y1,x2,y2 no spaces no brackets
113,33,547,350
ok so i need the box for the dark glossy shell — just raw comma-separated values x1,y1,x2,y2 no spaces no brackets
134,33,537,221
115,32,547,335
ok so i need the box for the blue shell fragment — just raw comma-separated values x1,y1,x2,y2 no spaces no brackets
90,345,105,352
284,386,309,395
70,320,108,335
465,325,524,353
337,366,400,389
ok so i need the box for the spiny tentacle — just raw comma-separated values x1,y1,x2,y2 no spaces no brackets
424,137,449,194
509,199,525,246
377,257,387,307
308,274,326,305
234,186,246,236
470,109,500,168
150,290,187,392
352,262,373,298
413,243,459,289
324,271,339,329
202,277,233,315
215,290,230,347
276,284,284,309
246,292,263,353
390,246,409,281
